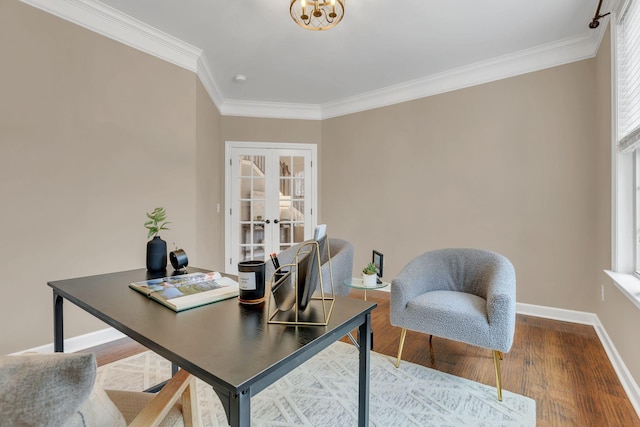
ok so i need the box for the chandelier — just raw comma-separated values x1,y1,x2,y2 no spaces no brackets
290,0,345,31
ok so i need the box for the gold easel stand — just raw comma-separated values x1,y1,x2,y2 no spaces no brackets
267,239,335,326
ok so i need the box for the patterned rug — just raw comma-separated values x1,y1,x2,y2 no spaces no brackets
96,341,535,426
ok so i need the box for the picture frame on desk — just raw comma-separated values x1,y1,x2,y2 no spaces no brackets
373,250,383,283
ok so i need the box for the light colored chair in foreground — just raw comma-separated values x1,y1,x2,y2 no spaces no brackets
266,237,355,296
0,352,199,426
390,248,516,401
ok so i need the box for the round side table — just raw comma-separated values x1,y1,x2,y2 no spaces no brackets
343,277,390,301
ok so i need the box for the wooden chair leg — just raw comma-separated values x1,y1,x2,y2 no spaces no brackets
395,328,407,368
181,375,199,427
129,369,195,427
493,350,503,401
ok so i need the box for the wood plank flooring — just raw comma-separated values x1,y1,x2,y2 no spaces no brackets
88,290,640,426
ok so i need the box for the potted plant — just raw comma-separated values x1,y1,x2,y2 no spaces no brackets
362,262,377,287
145,207,170,272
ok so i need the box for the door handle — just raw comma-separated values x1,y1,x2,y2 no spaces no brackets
273,219,280,224
264,219,271,224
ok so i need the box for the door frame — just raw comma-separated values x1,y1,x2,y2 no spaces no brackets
224,141,318,274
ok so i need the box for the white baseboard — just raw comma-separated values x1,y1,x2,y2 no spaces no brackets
515,302,599,324
593,319,640,417
12,328,126,355
516,302,640,418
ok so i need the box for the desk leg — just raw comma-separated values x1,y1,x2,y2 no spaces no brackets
358,312,371,427
230,388,251,427
53,291,64,352
213,386,251,427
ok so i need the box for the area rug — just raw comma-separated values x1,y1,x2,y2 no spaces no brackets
96,341,535,426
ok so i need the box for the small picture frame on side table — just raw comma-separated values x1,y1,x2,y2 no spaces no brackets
372,250,383,284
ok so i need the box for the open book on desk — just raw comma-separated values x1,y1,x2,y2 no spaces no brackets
129,272,239,312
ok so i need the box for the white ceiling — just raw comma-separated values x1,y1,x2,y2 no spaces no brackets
24,0,614,119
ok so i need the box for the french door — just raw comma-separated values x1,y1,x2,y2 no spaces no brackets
225,142,317,275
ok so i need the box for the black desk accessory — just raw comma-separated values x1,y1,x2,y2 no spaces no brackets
268,238,335,326
170,249,188,271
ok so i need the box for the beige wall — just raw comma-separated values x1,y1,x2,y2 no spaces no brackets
220,116,321,145
0,0,218,354
194,80,224,270
321,59,599,312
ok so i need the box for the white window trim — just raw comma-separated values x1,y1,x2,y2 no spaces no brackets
610,4,640,306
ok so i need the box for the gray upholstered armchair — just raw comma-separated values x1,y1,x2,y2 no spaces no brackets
390,248,516,401
266,237,354,296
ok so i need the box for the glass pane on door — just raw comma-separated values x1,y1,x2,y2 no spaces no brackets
238,155,266,262
278,155,306,251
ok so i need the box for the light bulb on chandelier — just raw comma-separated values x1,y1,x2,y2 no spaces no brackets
290,0,345,31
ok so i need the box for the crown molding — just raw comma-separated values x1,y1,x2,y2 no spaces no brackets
320,32,601,119
219,25,607,120
220,100,322,121
196,54,224,111
19,0,201,72
20,0,612,121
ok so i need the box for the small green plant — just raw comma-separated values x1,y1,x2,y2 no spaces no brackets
362,262,377,275
144,207,170,239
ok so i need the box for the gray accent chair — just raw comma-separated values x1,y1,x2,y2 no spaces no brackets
266,237,354,296
390,248,516,401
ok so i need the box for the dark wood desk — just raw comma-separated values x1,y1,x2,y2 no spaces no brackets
49,268,376,427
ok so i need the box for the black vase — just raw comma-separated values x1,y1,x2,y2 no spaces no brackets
146,236,167,272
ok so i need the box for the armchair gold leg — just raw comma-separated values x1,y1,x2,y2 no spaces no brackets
493,350,503,401
395,328,407,368
428,335,435,366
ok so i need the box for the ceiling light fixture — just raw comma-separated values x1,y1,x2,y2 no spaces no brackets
290,0,345,31
233,74,247,84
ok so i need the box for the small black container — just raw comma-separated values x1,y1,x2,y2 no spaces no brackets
170,248,188,270
238,260,266,304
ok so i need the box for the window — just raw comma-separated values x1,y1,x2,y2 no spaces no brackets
617,0,640,153
615,0,640,274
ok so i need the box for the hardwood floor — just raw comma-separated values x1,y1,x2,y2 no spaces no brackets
89,290,640,426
